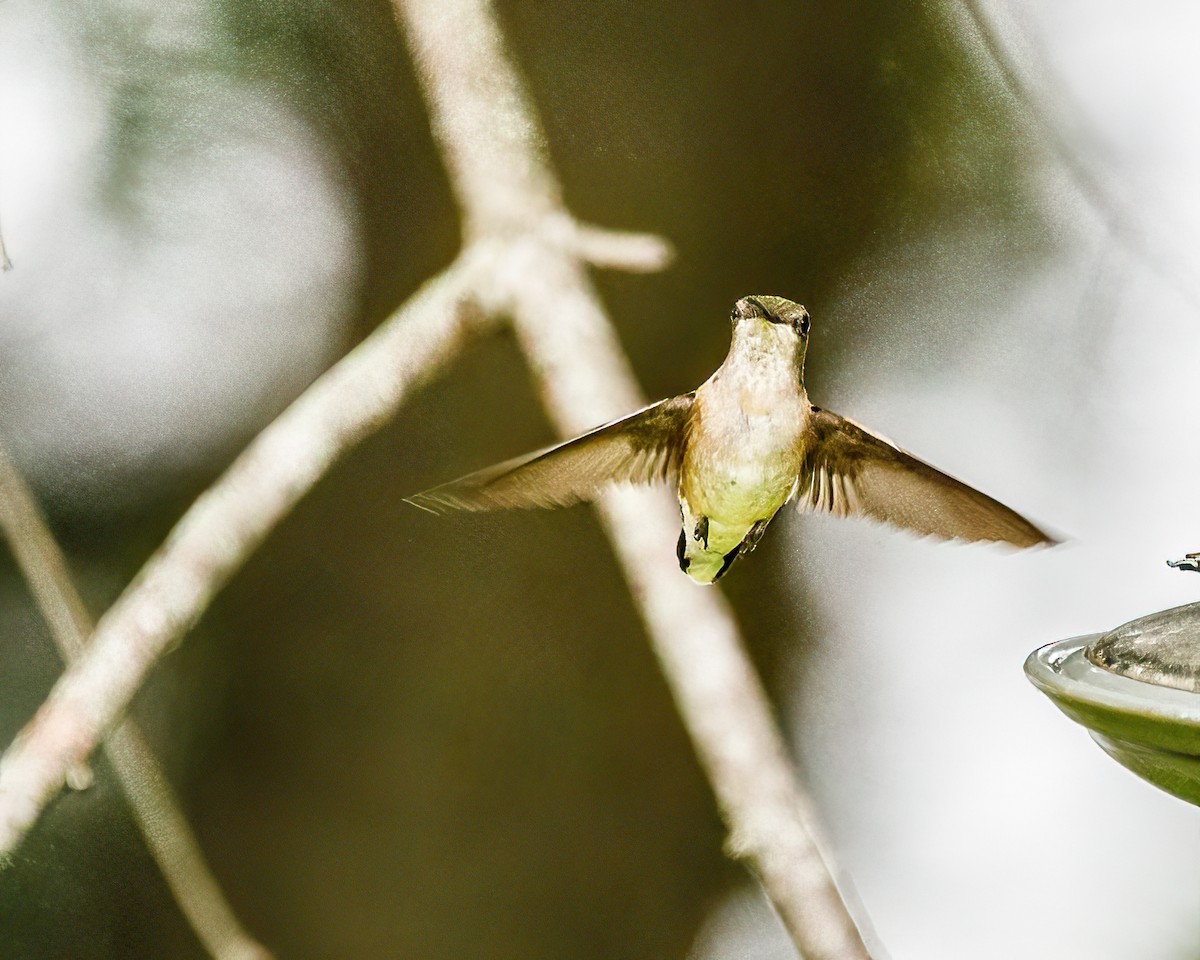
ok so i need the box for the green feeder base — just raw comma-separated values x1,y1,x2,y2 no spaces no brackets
1025,634,1200,807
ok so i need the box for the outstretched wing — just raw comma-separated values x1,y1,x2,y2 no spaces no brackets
795,409,1055,547
407,395,694,513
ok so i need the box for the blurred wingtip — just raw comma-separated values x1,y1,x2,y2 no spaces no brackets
998,508,1063,551
1028,526,1065,550
402,493,444,515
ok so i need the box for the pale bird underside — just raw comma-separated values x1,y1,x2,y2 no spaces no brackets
407,296,1054,583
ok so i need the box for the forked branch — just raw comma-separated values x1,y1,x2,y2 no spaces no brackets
0,254,482,853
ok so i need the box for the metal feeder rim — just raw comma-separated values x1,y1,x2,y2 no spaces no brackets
1025,634,1200,733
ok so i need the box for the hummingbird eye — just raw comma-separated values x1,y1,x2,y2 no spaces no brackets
798,315,811,335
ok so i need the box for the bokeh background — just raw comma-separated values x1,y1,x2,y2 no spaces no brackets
1,0,1198,957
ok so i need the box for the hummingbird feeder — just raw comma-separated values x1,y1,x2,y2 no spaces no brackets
1025,558,1200,807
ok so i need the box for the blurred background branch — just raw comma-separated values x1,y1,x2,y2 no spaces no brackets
0,445,270,960
0,254,483,854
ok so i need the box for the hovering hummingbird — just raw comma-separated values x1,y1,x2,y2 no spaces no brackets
408,296,1054,583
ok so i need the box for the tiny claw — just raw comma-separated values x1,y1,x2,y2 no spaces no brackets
742,518,770,553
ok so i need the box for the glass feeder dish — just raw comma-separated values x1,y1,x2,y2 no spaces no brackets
1025,601,1200,807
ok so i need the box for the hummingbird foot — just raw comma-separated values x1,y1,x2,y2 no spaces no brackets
1167,552,1200,573
741,519,770,554
675,528,691,573
693,516,710,548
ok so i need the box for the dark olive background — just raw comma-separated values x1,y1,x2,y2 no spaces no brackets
0,2,1048,957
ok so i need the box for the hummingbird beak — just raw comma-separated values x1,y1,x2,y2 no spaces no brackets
734,297,810,336
732,297,762,320
734,297,788,324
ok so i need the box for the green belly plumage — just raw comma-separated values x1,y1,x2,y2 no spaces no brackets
677,473,794,584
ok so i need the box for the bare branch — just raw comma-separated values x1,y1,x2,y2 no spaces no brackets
0,214,672,868
395,0,874,955
0,445,271,960
102,727,271,960
0,253,484,855
0,450,95,664
565,221,675,273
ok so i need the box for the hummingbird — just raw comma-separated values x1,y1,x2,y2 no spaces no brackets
407,296,1054,583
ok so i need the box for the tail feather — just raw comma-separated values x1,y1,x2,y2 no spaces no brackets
677,503,755,584
677,537,741,584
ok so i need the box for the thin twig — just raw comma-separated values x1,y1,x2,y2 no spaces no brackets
564,223,673,273
0,446,270,959
396,0,874,955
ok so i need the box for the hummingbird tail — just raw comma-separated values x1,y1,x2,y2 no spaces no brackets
681,544,741,584
677,504,753,583
677,528,727,583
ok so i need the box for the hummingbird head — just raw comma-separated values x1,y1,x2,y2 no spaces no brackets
729,296,811,376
